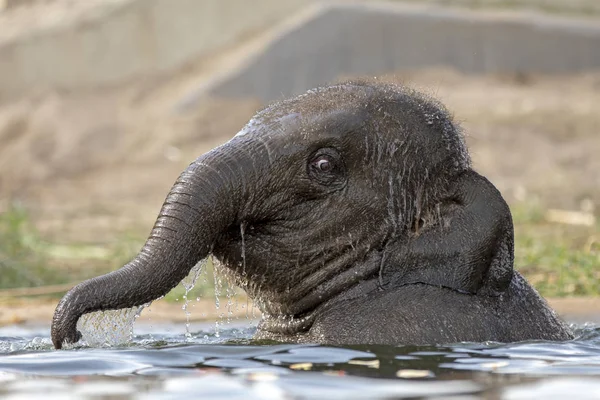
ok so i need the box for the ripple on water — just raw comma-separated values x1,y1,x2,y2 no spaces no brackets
254,346,375,364
0,323,599,399
0,350,149,376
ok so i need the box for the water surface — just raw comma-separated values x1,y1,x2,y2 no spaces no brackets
1,321,600,399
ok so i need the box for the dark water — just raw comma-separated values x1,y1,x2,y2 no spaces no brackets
1,321,600,399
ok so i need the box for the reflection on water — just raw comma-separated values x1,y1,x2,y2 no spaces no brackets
0,322,599,399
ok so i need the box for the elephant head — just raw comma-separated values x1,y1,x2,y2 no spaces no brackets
51,81,515,349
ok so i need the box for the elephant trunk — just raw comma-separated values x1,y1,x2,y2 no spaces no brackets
51,142,251,349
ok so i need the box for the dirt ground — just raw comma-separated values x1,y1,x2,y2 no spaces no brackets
0,0,128,45
2,296,600,327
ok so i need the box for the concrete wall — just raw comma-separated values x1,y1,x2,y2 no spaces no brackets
4,1,600,105
210,2,600,103
0,0,304,102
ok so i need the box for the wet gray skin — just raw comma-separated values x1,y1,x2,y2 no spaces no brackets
51,81,573,349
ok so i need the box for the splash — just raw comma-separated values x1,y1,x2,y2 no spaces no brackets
77,306,145,347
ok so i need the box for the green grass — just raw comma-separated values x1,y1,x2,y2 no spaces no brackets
512,201,600,297
0,203,66,289
0,203,145,291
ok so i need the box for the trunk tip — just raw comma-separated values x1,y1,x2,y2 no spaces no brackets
51,290,84,349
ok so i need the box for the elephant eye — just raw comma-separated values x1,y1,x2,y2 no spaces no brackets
314,156,333,172
307,148,345,186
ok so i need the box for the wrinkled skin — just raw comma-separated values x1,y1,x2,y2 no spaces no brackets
51,82,573,349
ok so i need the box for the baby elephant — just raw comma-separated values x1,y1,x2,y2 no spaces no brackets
51,81,573,349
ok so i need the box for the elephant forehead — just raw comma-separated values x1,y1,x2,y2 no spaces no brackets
235,112,301,138
235,108,368,142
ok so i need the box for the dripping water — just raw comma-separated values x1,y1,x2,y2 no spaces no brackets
240,221,247,275
213,262,224,338
180,259,207,339
224,283,235,324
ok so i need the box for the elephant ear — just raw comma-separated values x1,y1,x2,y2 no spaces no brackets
389,170,514,296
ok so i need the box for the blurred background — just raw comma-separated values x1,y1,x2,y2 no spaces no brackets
0,0,598,324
